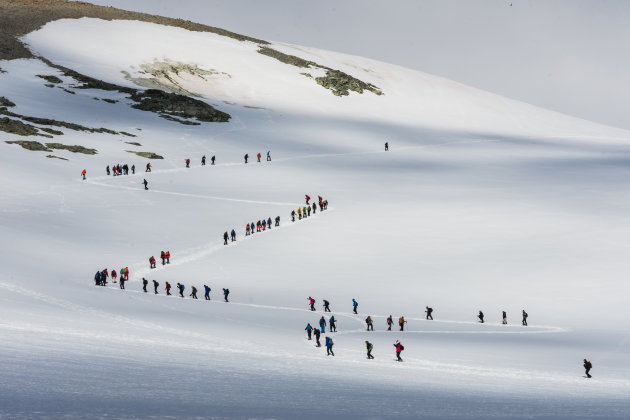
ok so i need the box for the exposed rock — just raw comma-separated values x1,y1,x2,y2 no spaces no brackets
120,131,136,137
0,96,16,107
257,47,315,68
0,117,51,137
316,70,383,97
36,74,62,83
131,89,229,123
102,98,118,104
257,47,383,97
5,140,52,151
125,141,142,146
158,114,201,125
126,150,163,159
45,143,97,155
46,154,68,160
0,108,119,134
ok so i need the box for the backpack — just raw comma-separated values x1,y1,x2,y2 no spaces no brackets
399,317,403,324
399,344,404,351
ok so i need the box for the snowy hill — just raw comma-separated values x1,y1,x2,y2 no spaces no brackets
2,4,630,419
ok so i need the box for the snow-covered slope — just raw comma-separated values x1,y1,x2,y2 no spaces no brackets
1,16,630,419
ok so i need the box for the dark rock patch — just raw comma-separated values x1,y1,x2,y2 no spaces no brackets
125,141,142,146
45,142,97,155
6,139,52,151
36,74,62,83
0,96,16,107
46,154,68,160
0,117,51,137
120,131,137,137
126,150,163,159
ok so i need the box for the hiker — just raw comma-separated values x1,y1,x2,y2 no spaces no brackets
522,310,528,326
223,288,230,302
111,269,117,283
387,315,393,331
307,206,311,216
94,271,102,286
149,256,156,269
119,275,125,289
143,179,148,190
201,155,206,166
399,316,406,331
502,311,507,325
366,341,374,359
177,282,184,297
478,311,484,323
305,195,310,205
583,359,592,378
204,285,211,300
425,306,433,320
223,231,229,245
325,336,334,356
329,315,337,332
153,279,159,294
262,219,266,231
312,203,316,214
161,251,166,265
319,316,326,333
142,277,148,293
385,142,389,151
231,229,236,242
267,217,272,229
244,154,248,164
257,152,261,162
211,155,215,165
267,151,271,161
81,169,86,180
314,328,321,347
297,208,302,220
250,222,255,234
190,286,198,299
323,299,331,312
123,164,129,175
146,162,151,172
352,298,358,314
131,164,135,174
101,268,108,285
291,210,296,222
256,221,261,232
185,158,190,168
365,315,374,331
394,340,404,361
165,251,170,264
275,216,280,227
165,281,171,296
308,296,316,311
106,165,110,175
246,223,251,236
305,323,313,340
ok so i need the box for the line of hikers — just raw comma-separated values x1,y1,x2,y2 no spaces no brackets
149,251,171,269
139,278,230,301
244,216,281,237
243,151,271,164
479,310,529,326
107,163,135,176
291,195,328,221
94,267,129,288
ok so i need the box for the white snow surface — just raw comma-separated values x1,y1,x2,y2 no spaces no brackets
1,17,630,419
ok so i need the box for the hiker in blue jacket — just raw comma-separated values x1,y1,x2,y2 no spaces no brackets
329,315,337,332
352,298,358,314
94,271,102,286
230,229,236,242
305,323,313,340
267,217,272,229
326,336,334,356
204,285,211,300
319,316,326,333
223,288,230,302
177,282,185,297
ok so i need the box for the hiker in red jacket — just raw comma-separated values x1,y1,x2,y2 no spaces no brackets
161,251,166,265
149,256,156,269
305,194,310,205
165,251,170,264
394,340,404,362
308,296,316,311
165,281,172,296
81,169,86,180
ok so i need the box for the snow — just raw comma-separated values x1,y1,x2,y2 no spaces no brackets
1,17,630,419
